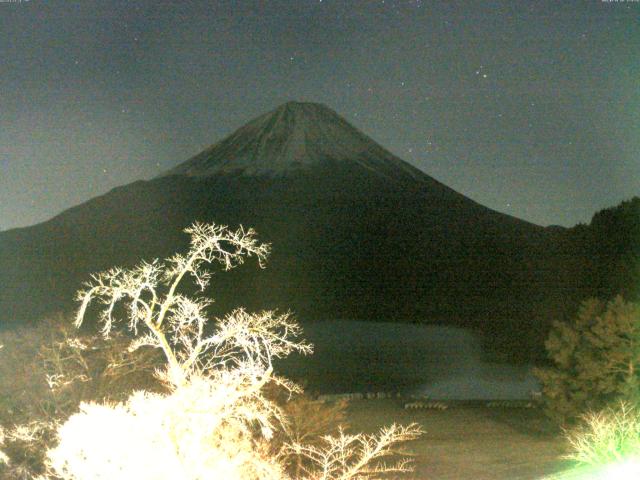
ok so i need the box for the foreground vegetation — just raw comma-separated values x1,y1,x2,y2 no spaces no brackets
534,295,640,478
1,217,638,478
1,223,422,479
535,296,640,426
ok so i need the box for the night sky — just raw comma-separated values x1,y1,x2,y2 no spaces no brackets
1,0,638,231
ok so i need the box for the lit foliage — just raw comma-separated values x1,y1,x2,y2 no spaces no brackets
38,317,164,414
75,222,274,385
0,435,7,467
564,401,640,466
0,352,7,465
38,222,421,480
46,381,287,480
288,424,421,479
276,394,349,478
554,460,640,480
0,345,8,467
2,419,56,479
534,296,640,425
0,316,166,479
551,402,640,480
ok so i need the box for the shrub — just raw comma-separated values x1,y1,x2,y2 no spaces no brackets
534,296,640,425
33,222,421,480
277,393,349,478
564,401,640,466
0,315,165,479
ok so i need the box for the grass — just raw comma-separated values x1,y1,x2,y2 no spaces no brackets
344,399,568,480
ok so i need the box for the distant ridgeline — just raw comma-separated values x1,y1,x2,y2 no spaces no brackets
0,102,637,363
484,196,640,361
566,197,639,303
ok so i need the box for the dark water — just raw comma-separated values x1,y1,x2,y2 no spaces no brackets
0,320,539,400
276,320,539,400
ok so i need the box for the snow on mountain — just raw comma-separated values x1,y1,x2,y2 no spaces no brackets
163,101,426,183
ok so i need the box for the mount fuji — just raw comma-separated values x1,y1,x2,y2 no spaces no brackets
0,102,571,360
164,101,428,182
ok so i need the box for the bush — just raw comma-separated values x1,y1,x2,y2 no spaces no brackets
0,315,166,478
14,222,421,480
564,401,640,466
277,393,349,478
534,296,640,425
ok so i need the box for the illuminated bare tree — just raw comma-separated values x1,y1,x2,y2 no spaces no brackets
75,222,276,383
36,222,422,480
291,424,423,480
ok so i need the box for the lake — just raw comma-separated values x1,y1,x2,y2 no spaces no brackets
276,320,540,400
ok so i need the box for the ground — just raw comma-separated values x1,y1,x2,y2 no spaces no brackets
345,399,570,480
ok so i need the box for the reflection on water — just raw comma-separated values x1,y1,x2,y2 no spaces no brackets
276,320,539,399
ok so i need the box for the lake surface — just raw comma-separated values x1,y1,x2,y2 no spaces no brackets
0,320,539,400
276,320,540,400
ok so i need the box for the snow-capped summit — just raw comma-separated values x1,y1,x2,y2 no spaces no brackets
162,101,424,182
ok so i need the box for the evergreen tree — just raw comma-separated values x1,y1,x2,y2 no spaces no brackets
534,296,640,425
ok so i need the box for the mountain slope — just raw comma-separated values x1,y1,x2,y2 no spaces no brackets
0,102,573,361
163,101,429,183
